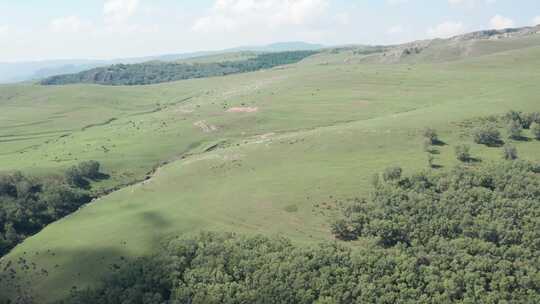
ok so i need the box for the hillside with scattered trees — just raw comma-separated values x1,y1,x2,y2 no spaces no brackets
61,160,540,304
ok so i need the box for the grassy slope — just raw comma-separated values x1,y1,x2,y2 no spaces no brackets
1,41,540,302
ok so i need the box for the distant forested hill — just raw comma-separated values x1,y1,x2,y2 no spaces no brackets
40,51,317,86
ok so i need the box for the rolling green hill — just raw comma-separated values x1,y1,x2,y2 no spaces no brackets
1,28,540,303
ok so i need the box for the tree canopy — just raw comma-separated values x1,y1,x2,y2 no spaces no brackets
0,161,104,256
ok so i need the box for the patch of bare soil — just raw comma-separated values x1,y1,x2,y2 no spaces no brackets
194,120,217,133
226,107,259,113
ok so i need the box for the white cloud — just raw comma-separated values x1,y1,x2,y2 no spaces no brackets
490,15,514,29
104,0,139,24
427,21,466,38
49,16,85,33
0,25,8,35
335,12,350,26
192,15,237,33
448,0,469,5
448,0,496,7
193,0,329,33
387,0,409,5
387,25,405,35
533,16,540,25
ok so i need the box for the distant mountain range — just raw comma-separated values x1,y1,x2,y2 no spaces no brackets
0,42,324,84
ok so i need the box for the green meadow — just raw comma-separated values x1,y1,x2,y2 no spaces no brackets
1,39,540,302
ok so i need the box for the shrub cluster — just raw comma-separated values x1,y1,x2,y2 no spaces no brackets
64,160,102,188
507,119,523,139
504,110,540,139
333,161,540,247
473,123,501,145
504,110,540,129
0,161,103,256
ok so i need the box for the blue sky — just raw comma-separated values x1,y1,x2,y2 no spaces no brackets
0,0,538,62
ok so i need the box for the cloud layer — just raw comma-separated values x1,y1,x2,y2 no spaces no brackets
448,0,496,7
49,16,86,33
427,21,466,38
0,25,8,35
0,0,536,61
192,0,329,33
490,15,514,29
104,0,140,24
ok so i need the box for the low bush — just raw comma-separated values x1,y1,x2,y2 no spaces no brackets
502,144,518,160
507,119,523,139
531,122,540,140
454,144,471,162
382,166,402,181
473,123,501,145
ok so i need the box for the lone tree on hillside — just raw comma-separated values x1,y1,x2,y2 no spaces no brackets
455,144,471,162
473,124,502,146
64,160,103,188
531,122,540,140
502,144,518,160
507,119,523,140
422,128,439,145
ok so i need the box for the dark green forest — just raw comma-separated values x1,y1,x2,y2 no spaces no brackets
40,51,318,86
64,160,540,304
0,161,103,256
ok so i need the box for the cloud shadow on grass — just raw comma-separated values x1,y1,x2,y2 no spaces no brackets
1,210,173,303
